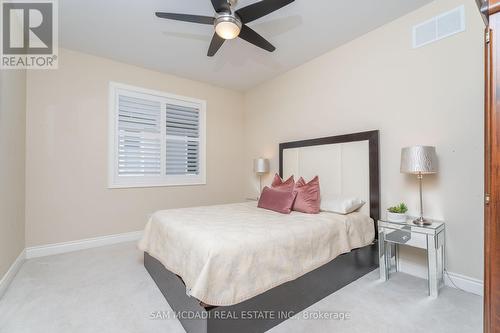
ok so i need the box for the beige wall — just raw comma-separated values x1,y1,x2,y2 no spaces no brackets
243,0,485,279
26,49,245,246
0,69,26,277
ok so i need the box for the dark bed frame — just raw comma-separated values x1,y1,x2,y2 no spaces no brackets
144,130,380,333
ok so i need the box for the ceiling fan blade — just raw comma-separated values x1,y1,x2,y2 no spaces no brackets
211,0,230,13
238,25,275,52
207,33,225,57
236,0,294,24
155,12,215,25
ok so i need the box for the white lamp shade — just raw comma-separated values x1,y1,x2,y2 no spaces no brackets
253,158,270,174
400,146,438,174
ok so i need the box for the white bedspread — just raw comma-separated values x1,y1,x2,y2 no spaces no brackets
138,202,374,306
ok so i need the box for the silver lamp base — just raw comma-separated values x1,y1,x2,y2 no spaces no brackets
413,217,432,226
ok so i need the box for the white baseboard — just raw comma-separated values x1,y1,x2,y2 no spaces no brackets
0,249,26,299
444,271,484,296
398,260,483,296
25,231,143,259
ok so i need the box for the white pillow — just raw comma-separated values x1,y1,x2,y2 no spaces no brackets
320,197,366,215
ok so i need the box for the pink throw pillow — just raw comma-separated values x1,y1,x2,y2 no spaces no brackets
258,186,297,214
271,174,295,191
293,176,321,214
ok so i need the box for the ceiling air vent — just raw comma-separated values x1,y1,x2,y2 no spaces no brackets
412,5,465,48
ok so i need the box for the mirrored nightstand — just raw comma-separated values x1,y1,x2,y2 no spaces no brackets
378,219,445,298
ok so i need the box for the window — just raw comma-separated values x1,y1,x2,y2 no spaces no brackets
109,82,206,188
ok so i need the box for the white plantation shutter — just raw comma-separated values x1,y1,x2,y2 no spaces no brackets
110,83,206,188
165,104,200,176
118,95,162,176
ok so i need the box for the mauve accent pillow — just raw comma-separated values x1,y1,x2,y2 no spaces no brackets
271,174,295,191
293,176,321,214
258,186,297,214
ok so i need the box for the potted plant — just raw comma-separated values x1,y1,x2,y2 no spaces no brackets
387,203,408,223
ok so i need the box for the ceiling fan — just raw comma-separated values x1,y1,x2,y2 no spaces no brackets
155,0,295,57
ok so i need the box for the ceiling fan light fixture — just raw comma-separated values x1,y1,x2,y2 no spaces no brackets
215,15,241,40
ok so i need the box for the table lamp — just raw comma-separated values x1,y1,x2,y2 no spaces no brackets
400,146,438,226
253,158,270,194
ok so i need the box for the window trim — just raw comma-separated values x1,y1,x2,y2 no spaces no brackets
108,82,207,189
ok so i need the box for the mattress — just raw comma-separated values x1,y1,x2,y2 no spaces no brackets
138,202,374,306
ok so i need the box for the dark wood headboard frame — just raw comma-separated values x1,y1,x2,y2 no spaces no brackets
279,130,381,230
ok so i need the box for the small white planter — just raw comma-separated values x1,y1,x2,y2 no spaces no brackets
387,211,407,223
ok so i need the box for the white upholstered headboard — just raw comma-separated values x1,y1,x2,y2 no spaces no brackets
279,131,380,223
282,141,370,215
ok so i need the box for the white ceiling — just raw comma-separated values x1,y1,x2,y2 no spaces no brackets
60,0,433,91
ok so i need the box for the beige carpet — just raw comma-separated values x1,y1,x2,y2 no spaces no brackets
0,242,482,333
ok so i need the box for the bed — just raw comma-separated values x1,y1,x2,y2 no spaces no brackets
141,130,380,333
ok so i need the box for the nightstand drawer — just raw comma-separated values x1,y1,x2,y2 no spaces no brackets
382,227,427,249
